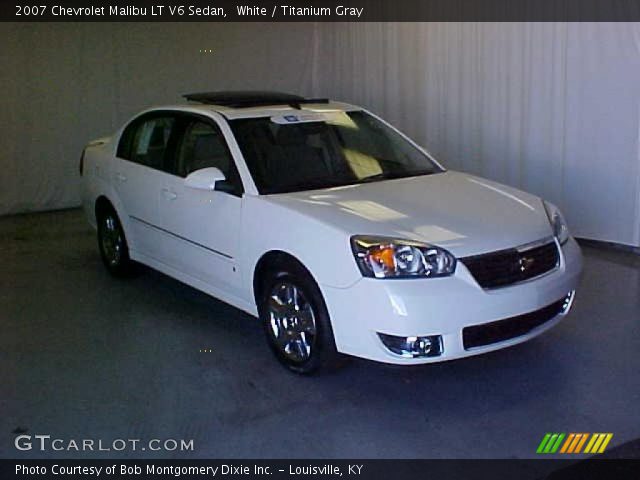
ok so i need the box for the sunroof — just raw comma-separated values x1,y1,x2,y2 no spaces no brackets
183,91,328,109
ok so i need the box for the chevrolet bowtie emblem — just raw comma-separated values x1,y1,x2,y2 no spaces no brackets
519,256,535,272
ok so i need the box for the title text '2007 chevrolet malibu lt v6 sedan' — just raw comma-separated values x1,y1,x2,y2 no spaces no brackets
80,91,582,374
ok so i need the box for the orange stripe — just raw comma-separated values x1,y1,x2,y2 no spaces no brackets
560,434,576,453
574,433,589,453
567,434,582,453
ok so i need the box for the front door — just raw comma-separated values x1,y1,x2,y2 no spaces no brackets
159,116,245,298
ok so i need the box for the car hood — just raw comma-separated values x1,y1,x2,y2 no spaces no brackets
265,171,553,257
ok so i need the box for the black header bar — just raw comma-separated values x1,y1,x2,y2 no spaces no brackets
4,0,640,22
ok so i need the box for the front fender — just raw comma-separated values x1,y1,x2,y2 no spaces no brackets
240,195,362,305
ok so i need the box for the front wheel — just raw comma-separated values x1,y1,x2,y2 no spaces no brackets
260,269,339,374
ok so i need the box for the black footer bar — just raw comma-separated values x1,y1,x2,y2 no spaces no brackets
4,459,640,480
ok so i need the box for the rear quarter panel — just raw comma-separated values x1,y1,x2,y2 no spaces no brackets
80,138,132,243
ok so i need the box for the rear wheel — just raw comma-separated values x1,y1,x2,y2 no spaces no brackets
260,268,339,374
97,208,134,277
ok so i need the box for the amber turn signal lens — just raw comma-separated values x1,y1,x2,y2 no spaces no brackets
368,246,396,270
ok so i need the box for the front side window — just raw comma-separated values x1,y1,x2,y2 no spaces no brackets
175,120,243,195
230,111,443,194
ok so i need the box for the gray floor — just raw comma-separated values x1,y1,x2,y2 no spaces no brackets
2,209,639,459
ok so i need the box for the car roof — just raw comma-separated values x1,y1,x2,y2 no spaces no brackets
149,91,359,120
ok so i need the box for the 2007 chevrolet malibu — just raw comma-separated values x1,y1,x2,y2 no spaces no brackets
80,91,582,374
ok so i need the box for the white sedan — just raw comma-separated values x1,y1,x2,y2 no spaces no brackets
80,91,582,374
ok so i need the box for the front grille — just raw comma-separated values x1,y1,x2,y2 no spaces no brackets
462,297,567,350
462,240,559,289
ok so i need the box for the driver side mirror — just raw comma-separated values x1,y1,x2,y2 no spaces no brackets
184,167,226,191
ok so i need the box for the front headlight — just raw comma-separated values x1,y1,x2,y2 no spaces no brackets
543,201,570,245
351,235,456,279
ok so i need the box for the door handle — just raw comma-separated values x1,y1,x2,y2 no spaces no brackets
161,188,177,200
116,172,127,183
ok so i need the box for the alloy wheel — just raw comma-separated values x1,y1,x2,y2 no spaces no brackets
101,215,123,267
267,281,317,362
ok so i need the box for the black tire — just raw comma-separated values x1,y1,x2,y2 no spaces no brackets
97,207,134,277
259,265,340,374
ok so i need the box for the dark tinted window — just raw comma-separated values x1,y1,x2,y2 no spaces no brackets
117,114,176,169
117,121,136,159
174,120,243,195
128,117,175,169
230,111,442,194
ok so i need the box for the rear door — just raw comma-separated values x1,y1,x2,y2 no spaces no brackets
159,114,245,297
113,112,179,260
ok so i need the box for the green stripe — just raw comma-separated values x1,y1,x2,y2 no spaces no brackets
550,433,566,453
537,434,552,453
544,434,559,453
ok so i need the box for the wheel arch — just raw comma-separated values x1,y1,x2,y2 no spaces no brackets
253,249,341,373
252,250,320,307
95,195,115,219
94,194,133,249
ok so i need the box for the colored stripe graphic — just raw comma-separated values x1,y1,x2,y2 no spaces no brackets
537,434,552,454
550,433,565,453
568,433,581,453
597,434,613,453
591,434,606,453
560,433,575,453
544,434,559,453
584,433,614,454
538,433,613,454
584,434,598,453
537,433,565,454
574,433,589,453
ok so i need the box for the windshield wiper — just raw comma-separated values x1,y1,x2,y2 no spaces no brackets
358,173,397,183
280,176,351,193
357,169,438,184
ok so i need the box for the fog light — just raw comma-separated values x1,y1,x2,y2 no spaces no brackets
378,333,443,358
562,290,575,314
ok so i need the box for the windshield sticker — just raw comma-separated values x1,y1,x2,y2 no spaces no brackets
270,113,327,124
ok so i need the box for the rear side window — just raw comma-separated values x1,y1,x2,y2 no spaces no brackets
130,117,175,169
117,114,175,170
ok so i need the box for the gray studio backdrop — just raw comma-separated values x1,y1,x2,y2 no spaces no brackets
1,22,639,247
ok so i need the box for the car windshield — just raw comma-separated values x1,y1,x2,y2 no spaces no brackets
229,110,444,194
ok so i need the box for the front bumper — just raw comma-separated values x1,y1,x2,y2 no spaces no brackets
321,237,583,365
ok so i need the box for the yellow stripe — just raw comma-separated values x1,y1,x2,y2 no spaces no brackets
567,434,582,453
574,433,589,453
560,434,575,453
590,434,606,454
584,434,598,454
597,434,613,453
